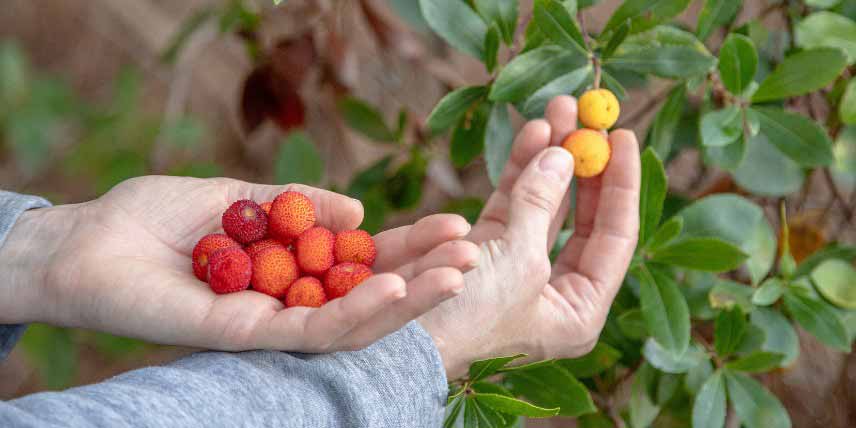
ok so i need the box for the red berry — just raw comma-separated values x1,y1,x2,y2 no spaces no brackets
207,247,252,294
295,226,335,276
192,233,240,281
268,192,316,242
285,277,327,308
222,200,268,244
324,262,372,300
334,229,377,266
250,246,300,299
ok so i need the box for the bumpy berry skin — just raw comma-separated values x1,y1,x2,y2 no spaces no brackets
260,201,273,215
285,277,327,308
245,238,286,259
334,230,377,266
561,129,612,178
192,233,240,281
578,89,620,130
250,246,300,299
222,200,268,244
207,247,253,294
324,262,373,299
295,227,335,276
269,192,316,241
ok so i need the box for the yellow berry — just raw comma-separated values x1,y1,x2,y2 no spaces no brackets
578,89,620,130
561,129,611,178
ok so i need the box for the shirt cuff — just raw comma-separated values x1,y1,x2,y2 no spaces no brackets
0,191,52,361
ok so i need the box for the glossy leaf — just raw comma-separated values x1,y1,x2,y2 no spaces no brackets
629,363,661,428
751,278,786,306
636,265,690,357
714,308,746,357
520,66,592,119
733,132,805,197
795,11,856,64
750,307,800,367
420,0,488,58
645,84,686,160
532,0,587,54
558,342,622,378
475,393,559,417
724,370,791,428
783,290,850,351
638,148,668,248
700,106,742,147
483,26,500,72
490,45,587,102
697,0,742,41
692,371,726,428
338,97,396,142
650,237,748,272
484,103,513,186
426,86,488,134
718,33,757,95
811,259,856,309
603,0,692,35
474,0,519,45
450,103,488,167
274,131,324,185
505,362,596,417
794,244,856,278
642,338,706,373
752,48,848,102
841,80,856,125
726,351,785,373
645,216,683,252
469,353,527,381
607,45,715,79
752,106,834,167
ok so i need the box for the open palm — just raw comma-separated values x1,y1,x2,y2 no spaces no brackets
38,176,478,352
420,96,640,378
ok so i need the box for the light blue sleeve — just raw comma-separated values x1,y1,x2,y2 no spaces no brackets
0,191,449,428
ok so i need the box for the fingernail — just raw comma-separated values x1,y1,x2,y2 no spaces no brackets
538,147,573,181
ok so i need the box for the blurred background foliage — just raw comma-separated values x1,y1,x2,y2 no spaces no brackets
0,1,855,427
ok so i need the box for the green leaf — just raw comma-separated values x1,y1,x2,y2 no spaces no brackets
677,194,776,285
645,84,686,160
450,102,488,167
643,338,706,373
700,106,742,147
464,395,509,427
807,0,844,7
636,265,691,356
752,278,786,306
795,244,856,277
601,19,630,60
444,396,465,428
812,259,856,309
420,0,488,58
645,216,683,252
724,370,791,428
783,290,850,351
752,48,848,102
474,0,519,45
21,324,78,390
796,12,856,64
703,132,746,171
629,363,661,428
750,307,799,367
606,45,716,79
697,0,742,41
714,308,746,357
386,151,428,209
600,71,627,100
557,342,622,378
532,0,587,54
708,280,755,312
752,106,834,167
719,34,758,95
692,371,727,428
427,86,488,135
483,26,500,72
578,413,615,428
618,308,649,339
733,131,805,197
603,0,692,35
469,353,527,381
520,66,592,119
726,351,785,373
484,103,513,186
338,97,396,142
442,197,485,224
490,45,587,102
505,362,596,417
651,237,748,272
274,131,324,185
475,393,559,417
638,148,668,248
841,80,856,125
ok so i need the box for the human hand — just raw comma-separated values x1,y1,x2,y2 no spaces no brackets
0,176,479,352
419,96,641,379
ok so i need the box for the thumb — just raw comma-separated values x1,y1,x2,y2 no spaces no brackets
505,147,574,249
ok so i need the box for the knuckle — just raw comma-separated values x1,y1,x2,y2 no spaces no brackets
515,187,557,215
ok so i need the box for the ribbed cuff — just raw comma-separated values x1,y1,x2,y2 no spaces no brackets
0,191,52,361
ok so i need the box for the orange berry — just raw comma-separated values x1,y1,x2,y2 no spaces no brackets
250,246,300,299
260,201,273,215
578,89,620,130
324,262,372,299
245,238,286,260
285,277,327,308
295,226,335,276
561,129,611,178
269,191,316,242
334,229,377,266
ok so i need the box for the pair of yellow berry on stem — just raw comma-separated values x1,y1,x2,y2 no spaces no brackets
561,88,620,177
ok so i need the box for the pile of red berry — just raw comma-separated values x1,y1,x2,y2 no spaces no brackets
191,191,377,308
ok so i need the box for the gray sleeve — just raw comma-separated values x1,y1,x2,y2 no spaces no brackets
0,191,52,361
0,191,449,428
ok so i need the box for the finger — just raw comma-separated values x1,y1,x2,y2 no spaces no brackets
373,214,471,272
338,267,465,350
553,130,640,307
546,95,578,146
395,239,480,280
474,120,551,239
554,175,603,272
226,180,364,232
255,273,407,351
504,147,575,250
545,96,579,248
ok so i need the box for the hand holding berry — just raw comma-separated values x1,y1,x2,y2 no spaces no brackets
0,177,478,353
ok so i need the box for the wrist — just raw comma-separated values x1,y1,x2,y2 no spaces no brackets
0,205,75,324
